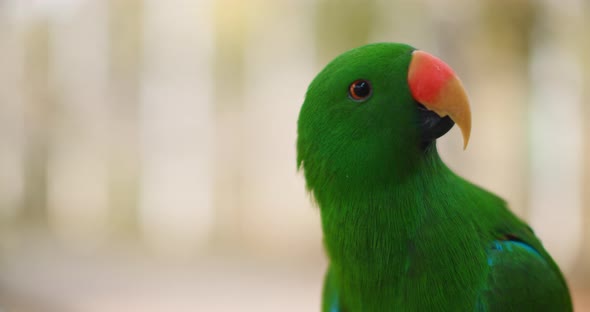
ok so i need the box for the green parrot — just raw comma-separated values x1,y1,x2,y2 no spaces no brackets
296,43,572,311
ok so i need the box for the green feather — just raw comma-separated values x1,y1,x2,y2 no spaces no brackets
297,43,572,311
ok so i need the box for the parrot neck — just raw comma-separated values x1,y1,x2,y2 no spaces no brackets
419,142,455,180
319,142,464,288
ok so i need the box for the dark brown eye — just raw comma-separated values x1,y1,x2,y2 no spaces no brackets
348,79,372,101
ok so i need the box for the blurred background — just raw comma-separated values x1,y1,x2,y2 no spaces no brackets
0,0,588,311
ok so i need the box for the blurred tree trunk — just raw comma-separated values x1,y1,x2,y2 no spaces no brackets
139,0,215,256
107,0,142,238
46,1,111,246
577,0,590,286
212,0,249,246
21,20,51,227
236,2,324,257
0,8,25,226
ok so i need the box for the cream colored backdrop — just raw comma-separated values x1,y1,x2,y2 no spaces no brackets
0,0,588,311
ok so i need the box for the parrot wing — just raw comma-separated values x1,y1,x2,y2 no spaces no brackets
477,236,573,311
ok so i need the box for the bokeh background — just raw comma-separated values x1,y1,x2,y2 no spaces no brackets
0,0,589,311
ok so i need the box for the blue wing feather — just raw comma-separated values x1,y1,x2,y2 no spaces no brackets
323,266,343,312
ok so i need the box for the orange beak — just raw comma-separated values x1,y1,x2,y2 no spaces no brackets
408,50,472,149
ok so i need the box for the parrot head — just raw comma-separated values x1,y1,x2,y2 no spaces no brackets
297,43,471,193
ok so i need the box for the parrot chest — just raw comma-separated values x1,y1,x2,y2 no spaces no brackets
323,202,488,311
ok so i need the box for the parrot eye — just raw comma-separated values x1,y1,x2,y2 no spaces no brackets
348,79,372,102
